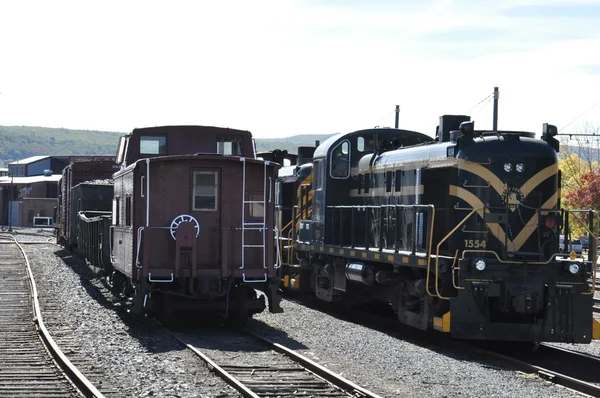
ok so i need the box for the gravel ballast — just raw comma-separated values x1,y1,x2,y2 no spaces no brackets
6,228,596,397
250,300,587,397
6,230,239,398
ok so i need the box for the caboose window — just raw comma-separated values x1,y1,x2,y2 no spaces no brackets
193,171,218,211
330,141,350,179
217,137,242,156
140,136,166,155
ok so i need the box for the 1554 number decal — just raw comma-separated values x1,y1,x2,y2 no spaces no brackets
464,239,486,248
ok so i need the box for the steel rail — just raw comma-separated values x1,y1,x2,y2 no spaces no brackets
161,320,382,398
468,343,600,397
8,236,105,398
243,328,384,398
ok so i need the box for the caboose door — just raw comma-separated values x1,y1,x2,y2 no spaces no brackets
190,168,221,270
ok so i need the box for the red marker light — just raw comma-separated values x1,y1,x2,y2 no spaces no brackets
545,216,556,228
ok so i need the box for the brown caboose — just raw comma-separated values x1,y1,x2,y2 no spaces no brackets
111,126,282,323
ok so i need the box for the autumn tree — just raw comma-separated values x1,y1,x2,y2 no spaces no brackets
558,123,600,238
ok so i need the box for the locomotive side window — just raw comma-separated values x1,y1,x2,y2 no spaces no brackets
313,160,322,189
395,170,402,192
217,137,242,156
140,136,167,155
193,171,218,211
358,174,363,194
386,171,393,193
330,141,350,178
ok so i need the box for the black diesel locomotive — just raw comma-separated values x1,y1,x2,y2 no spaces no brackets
277,115,600,343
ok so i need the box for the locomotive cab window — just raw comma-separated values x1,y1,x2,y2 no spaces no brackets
140,136,166,155
193,171,218,211
330,141,350,178
357,135,374,153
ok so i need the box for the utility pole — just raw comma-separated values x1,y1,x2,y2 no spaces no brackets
394,105,400,129
492,87,499,131
8,172,13,232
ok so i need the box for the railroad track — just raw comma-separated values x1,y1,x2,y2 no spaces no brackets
164,324,383,398
468,342,600,397
0,235,103,398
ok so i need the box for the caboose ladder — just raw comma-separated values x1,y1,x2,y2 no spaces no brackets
239,158,269,277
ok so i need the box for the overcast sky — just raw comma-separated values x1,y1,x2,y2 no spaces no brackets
1,0,599,138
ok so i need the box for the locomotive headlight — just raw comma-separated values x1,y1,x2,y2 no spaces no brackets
474,258,487,271
568,262,581,275
516,163,525,173
504,163,513,172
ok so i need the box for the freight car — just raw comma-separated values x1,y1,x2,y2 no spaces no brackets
56,158,118,248
276,115,600,343
58,125,282,324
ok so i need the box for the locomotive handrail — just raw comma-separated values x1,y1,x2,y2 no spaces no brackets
450,250,463,290
274,227,282,269
431,208,480,299
565,209,599,296
539,208,599,295
462,180,491,189
461,249,586,265
326,204,433,253
461,224,488,234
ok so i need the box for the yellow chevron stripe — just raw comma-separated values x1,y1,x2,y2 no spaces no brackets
511,191,558,250
519,164,558,196
450,186,559,252
457,158,505,197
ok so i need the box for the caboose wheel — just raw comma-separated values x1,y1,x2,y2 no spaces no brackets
157,293,175,326
227,287,251,328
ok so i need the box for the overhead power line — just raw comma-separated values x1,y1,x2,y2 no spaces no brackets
559,100,600,132
467,92,494,113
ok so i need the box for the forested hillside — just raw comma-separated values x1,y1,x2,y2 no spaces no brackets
0,125,334,166
0,126,122,165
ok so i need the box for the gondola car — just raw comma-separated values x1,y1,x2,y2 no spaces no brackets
59,125,282,324
277,115,600,343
